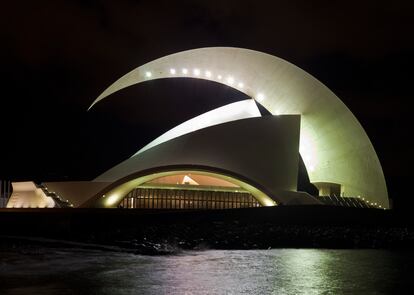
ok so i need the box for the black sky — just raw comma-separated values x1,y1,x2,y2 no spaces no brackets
1,0,413,209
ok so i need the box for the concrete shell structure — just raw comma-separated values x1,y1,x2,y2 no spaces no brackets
87,115,321,208
89,47,389,208
4,47,389,210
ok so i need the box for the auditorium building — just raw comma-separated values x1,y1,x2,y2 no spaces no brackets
5,47,389,210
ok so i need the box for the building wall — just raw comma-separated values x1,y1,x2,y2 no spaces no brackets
89,116,303,207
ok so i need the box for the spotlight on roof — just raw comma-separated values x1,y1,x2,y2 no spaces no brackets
205,70,211,78
227,77,234,85
182,68,188,74
238,82,244,88
170,68,176,74
217,75,222,80
193,68,200,76
145,71,152,78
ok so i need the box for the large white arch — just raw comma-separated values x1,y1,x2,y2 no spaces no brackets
89,47,389,208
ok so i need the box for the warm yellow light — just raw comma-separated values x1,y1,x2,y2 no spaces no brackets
145,71,152,78
170,68,176,74
262,198,276,206
193,68,200,76
182,68,188,74
238,82,244,88
217,75,222,80
106,194,119,206
227,76,234,85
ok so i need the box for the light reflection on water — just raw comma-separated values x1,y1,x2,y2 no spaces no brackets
0,248,413,294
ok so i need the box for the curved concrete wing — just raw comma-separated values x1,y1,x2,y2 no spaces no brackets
133,99,261,157
90,47,388,208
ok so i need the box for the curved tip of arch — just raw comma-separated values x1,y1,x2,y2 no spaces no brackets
87,103,96,111
88,95,104,111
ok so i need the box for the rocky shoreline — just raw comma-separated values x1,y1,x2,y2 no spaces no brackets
1,224,413,255
0,206,413,254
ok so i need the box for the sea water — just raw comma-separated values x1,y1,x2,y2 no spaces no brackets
1,247,413,294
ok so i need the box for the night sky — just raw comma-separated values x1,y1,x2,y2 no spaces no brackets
1,1,413,210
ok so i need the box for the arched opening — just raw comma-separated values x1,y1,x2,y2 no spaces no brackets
120,172,260,209
100,169,276,209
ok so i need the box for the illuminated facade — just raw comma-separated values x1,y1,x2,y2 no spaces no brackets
5,47,389,209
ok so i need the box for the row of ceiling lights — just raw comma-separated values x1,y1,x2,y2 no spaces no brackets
357,196,385,209
144,69,265,102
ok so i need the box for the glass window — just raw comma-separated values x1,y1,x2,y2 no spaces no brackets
119,188,261,210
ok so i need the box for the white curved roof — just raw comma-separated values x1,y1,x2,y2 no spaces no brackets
133,99,261,157
89,47,389,208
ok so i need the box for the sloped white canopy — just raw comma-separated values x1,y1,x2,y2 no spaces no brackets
89,47,389,208
6,182,55,208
